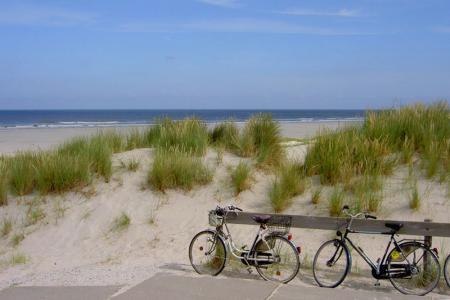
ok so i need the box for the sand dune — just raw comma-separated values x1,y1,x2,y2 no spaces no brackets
0,142,449,297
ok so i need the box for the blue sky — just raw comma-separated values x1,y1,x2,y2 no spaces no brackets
0,0,449,109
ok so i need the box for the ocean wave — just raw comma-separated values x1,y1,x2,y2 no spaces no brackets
0,117,364,129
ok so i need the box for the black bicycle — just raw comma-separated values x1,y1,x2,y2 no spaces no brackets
189,205,301,283
313,205,440,296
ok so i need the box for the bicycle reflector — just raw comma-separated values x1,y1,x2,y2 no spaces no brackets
287,233,292,241
296,246,301,254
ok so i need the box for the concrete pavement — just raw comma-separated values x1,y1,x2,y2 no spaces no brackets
0,273,444,300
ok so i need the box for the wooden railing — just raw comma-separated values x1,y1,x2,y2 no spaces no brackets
226,212,450,242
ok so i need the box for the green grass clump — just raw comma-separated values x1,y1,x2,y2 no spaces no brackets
87,135,113,181
148,149,212,191
241,114,284,168
269,162,306,212
0,162,8,205
364,101,450,178
11,233,25,247
26,206,45,226
11,253,27,265
329,188,345,217
122,159,140,172
8,152,39,196
230,162,252,195
209,121,239,152
311,188,322,205
409,180,421,210
305,127,391,185
125,128,148,150
346,175,383,213
1,218,12,237
34,153,91,194
149,118,209,156
111,212,130,232
306,102,449,184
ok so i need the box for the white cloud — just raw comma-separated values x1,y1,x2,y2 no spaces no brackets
118,18,371,35
197,0,240,8
275,8,361,17
0,5,96,26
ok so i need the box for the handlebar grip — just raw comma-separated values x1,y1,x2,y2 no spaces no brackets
235,207,243,211
366,215,377,220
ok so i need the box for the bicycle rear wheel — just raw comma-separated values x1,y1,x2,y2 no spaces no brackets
445,254,450,288
254,235,300,283
189,230,227,276
312,239,351,288
388,242,440,296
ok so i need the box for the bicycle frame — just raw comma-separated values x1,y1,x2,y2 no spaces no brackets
338,224,416,279
213,216,279,265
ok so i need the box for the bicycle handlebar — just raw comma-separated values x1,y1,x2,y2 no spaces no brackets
342,205,377,220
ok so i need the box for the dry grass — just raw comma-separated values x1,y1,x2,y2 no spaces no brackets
329,188,345,217
269,161,306,212
148,148,212,192
1,218,12,237
305,102,449,185
111,212,130,232
230,162,252,195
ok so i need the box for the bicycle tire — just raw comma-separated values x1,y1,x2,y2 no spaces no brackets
313,239,351,288
387,241,440,296
445,254,450,288
189,230,227,276
254,235,300,283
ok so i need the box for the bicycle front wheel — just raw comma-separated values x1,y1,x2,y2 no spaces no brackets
189,230,227,276
445,254,450,288
312,239,351,288
254,235,300,283
388,242,440,296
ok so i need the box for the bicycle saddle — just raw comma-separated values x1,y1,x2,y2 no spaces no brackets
385,222,403,232
252,215,272,224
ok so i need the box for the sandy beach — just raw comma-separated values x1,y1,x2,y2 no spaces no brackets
0,118,448,298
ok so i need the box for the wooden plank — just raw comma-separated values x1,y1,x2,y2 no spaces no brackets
225,212,450,237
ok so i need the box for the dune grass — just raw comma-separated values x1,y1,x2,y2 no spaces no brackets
34,153,91,194
241,114,284,168
0,162,8,205
306,102,449,185
209,121,239,152
148,118,209,156
329,188,345,217
125,128,148,150
26,206,45,226
8,152,39,196
311,188,322,205
11,253,27,265
1,218,12,237
230,162,252,195
148,148,212,192
122,159,140,172
11,233,25,247
111,212,130,232
409,180,421,210
269,161,306,212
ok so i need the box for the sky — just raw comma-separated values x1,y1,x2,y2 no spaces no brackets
0,0,449,109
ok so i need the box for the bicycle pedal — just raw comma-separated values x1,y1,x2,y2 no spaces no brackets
247,267,253,274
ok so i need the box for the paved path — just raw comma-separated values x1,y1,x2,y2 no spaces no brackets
0,273,445,300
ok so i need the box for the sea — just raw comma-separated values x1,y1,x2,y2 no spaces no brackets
0,110,366,129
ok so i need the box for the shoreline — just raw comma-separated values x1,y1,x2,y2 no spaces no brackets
0,120,362,155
